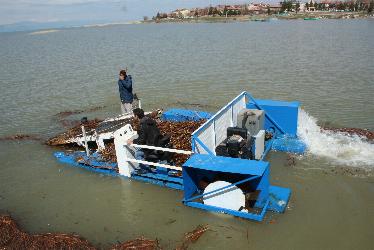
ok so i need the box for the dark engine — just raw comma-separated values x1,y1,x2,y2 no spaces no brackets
215,127,253,159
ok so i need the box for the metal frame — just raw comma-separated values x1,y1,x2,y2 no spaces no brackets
191,91,287,160
185,199,270,222
244,92,286,134
182,153,272,221
261,139,274,161
183,92,286,221
192,137,215,155
183,175,260,203
192,91,246,139
121,143,192,172
191,92,247,155
54,91,293,221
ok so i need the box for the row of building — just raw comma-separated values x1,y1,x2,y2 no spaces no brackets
154,0,372,19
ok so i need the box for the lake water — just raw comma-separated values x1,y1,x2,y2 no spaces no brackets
0,19,373,249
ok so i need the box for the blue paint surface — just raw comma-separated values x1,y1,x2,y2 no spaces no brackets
162,108,212,122
192,136,215,155
268,185,291,213
261,139,274,160
254,167,270,208
181,153,287,221
183,154,269,176
53,97,294,221
131,175,184,190
184,175,260,203
183,185,290,219
54,151,118,176
184,199,269,222
54,151,184,189
247,99,300,136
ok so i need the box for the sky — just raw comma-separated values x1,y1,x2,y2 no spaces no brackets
0,0,260,25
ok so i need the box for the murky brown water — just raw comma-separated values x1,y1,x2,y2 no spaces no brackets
0,20,373,249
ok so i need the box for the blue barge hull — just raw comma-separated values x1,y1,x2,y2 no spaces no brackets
53,92,305,221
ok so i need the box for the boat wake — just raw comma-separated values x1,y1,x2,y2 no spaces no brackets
297,109,374,168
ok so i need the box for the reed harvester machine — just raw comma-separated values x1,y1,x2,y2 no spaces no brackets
55,91,306,221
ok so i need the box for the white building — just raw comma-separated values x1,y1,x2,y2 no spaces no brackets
172,8,190,18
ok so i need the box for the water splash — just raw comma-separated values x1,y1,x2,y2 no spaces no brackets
297,109,374,168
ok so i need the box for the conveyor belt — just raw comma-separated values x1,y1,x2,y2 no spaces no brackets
95,118,133,134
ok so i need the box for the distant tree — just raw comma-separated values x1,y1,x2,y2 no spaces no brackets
208,6,214,15
194,9,199,18
281,1,292,12
288,1,293,11
280,1,286,12
213,7,219,16
349,2,355,11
337,2,345,10
283,1,291,11
364,0,369,11
156,12,161,19
143,16,149,21
295,2,300,13
354,2,359,11
369,1,374,13
267,6,271,15
305,2,309,10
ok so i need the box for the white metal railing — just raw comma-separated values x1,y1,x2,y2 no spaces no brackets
122,143,192,172
192,92,247,154
131,143,192,155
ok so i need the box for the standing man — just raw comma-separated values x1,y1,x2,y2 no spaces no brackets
118,69,133,114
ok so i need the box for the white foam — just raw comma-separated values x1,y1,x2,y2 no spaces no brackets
297,109,374,168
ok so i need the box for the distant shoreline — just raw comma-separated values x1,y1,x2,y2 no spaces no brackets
1,12,372,34
29,29,60,35
142,11,373,24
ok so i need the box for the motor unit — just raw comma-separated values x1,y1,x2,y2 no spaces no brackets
215,127,253,159
237,109,264,136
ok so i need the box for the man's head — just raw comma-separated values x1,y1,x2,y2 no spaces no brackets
119,69,127,80
133,108,144,120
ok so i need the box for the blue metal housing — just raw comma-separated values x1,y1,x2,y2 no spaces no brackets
182,92,295,221
54,151,184,190
182,154,270,215
182,149,290,221
247,99,300,137
53,91,302,222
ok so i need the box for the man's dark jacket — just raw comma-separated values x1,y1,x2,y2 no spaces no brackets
118,75,133,103
133,116,161,148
